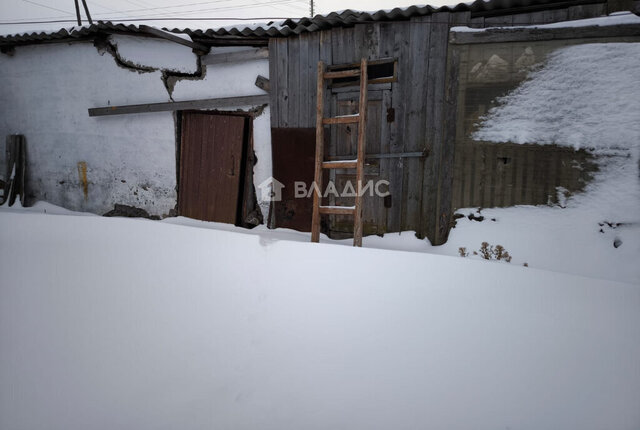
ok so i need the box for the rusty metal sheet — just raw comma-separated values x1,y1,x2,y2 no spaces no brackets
179,112,246,224
271,128,316,232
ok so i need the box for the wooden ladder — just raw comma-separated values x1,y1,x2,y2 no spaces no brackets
311,58,368,247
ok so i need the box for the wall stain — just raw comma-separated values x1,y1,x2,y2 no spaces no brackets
77,161,88,201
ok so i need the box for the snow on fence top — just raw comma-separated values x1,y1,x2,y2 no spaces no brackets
473,42,640,155
451,11,640,32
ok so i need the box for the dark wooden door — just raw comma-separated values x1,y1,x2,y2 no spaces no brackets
179,112,246,224
327,89,391,238
271,128,316,232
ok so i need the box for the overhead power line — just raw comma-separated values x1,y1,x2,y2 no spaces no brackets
20,0,73,14
89,0,252,17
98,0,308,20
0,16,296,25
14,0,308,21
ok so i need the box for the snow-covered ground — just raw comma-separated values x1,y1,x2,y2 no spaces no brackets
1,31,639,430
0,206,639,430
466,42,640,285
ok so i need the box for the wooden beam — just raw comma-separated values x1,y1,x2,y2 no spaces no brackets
254,75,270,92
322,160,357,169
325,57,395,70
326,151,425,160
353,57,368,248
201,47,269,65
470,0,605,18
322,115,359,125
139,25,209,54
324,69,360,79
88,94,269,117
310,60,325,243
197,38,268,47
318,206,356,215
450,23,640,44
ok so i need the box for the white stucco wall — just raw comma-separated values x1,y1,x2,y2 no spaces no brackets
0,36,271,219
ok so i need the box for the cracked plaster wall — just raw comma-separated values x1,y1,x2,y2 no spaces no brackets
0,36,271,220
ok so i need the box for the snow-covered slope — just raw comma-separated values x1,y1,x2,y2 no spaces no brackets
473,43,640,154
1,210,638,430
459,42,640,284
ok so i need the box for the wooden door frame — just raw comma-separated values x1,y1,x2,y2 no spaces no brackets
326,89,389,238
176,110,261,227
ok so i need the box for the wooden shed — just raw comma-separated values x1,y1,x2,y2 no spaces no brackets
264,0,634,245
1,0,638,245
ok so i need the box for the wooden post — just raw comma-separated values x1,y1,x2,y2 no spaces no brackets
73,0,82,25
4,135,25,207
311,61,324,242
80,0,93,24
353,57,368,247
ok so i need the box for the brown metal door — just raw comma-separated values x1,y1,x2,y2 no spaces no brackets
179,112,246,224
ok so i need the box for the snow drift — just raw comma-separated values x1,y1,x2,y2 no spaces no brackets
458,42,640,284
1,210,639,430
473,43,640,154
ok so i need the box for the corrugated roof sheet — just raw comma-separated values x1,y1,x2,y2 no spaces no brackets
0,0,606,45
171,0,605,38
175,5,458,38
0,21,157,46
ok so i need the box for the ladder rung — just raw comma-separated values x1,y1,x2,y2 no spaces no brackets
322,114,359,125
322,160,357,169
318,205,355,215
324,69,360,79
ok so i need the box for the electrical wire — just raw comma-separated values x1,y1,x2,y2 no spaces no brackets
96,0,309,20
0,0,304,25
19,0,73,15
19,0,308,20
269,3,307,15
0,16,295,25
88,0,253,17
4,0,308,23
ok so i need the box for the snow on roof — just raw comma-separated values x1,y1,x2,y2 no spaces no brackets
1,0,621,45
451,10,640,32
0,21,165,45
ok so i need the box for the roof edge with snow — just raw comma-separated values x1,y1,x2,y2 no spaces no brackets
0,0,617,47
449,12,640,44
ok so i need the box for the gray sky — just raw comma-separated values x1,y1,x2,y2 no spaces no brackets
0,0,453,34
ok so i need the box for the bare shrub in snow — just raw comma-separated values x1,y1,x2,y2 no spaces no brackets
493,245,512,262
478,242,512,262
480,242,492,260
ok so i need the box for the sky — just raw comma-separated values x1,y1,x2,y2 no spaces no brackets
0,0,454,35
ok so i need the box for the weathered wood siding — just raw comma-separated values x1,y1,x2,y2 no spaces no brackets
447,11,640,216
268,1,612,244
269,16,455,243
